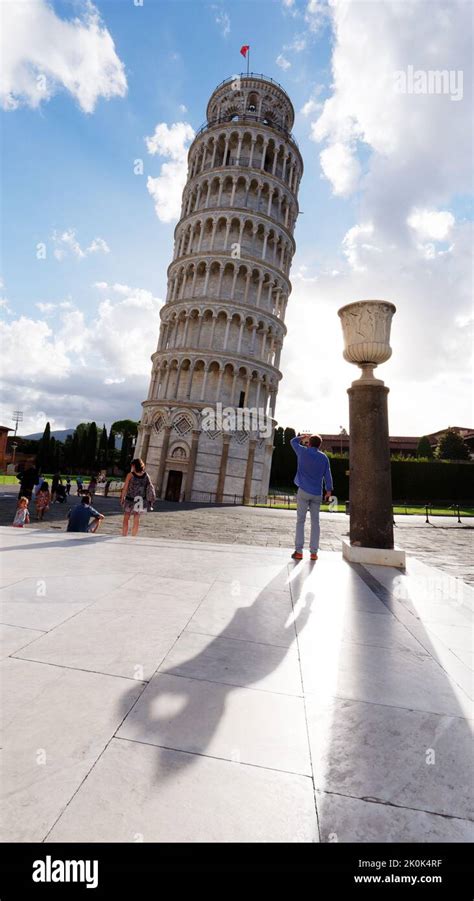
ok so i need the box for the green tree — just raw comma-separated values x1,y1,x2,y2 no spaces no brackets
49,436,57,471
98,424,109,469
111,420,138,474
437,429,470,461
37,422,51,471
111,419,138,439
107,426,118,470
73,423,90,469
417,436,434,458
86,422,98,470
282,427,297,485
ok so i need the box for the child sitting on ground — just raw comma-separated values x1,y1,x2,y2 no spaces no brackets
12,496,30,528
35,481,51,521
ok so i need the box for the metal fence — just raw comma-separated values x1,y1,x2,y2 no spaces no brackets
91,485,474,520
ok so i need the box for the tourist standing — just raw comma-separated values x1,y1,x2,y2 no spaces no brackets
88,474,97,499
51,472,62,503
12,497,30,528
35,481,51,521
16,464,38,502
65,477,71,496
290,433,333,561
120,458,155,537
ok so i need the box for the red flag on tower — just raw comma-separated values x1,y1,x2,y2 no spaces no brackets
240,44,250,75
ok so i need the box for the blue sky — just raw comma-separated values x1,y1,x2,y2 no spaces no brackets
1,0,472,436
3,0,341,310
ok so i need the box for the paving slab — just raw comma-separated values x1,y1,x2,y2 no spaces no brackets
307,696,473,820
0,526,471,843
13,607,185,681
1,657,144,842
46,738,318,843
161,629,303,695
117,672,311,775
0,623,45,658
316,792,474,843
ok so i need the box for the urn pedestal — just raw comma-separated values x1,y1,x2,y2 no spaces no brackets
338,300,405,569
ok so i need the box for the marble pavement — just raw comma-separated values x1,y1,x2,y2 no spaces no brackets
0,525,472,843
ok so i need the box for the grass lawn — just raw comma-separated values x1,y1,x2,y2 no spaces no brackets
255,501,473,517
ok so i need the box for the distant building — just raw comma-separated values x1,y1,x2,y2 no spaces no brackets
0,426,12,470
4,434,37,472
320,426,473,457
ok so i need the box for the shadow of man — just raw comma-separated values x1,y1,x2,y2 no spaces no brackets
118,564,316,783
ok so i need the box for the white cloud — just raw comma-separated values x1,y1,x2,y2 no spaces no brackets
276,54,291,71
311,0,471,226
0,284,163,434
53,229,110,261
36,302,57,315
87,237,110,255
146,122,195,223
277,218,473,435
300,85,324,117
212,8,230,37
276,0,472,435
281,0,300,17
179,104,188,114
319,142,361,196
145,122,195,159
285,35,307,52
305,0,329,32
301,98,320,117
407,209,455,242
341,223,377,272
0,0,127,113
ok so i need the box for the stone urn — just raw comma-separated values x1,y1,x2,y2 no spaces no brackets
338,300,396,382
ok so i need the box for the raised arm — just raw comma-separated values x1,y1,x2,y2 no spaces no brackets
291,435,310,455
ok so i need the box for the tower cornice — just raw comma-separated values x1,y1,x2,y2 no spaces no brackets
150,348,283,380
160,297,288,335
176,194,299,246
166,250,292,290
188,119,303,172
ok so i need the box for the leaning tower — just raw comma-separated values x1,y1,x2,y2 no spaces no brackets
137,73,303,502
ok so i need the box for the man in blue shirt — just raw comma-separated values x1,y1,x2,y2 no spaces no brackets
290,433,333,561
67,494,104,533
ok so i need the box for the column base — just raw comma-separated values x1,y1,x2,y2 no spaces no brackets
342,538,406,569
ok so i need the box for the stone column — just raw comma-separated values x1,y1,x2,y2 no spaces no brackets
216,435,231,502
141,427,152,465
338,299,405,568
156,425,172,498
184,429,200,501
243,438,257,503
347,382,393,548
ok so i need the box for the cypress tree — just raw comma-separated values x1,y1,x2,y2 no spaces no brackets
98,424,108,469
86,422,98,470
37,421,51,471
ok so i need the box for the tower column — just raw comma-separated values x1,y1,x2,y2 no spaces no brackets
156,425,172,497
